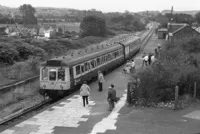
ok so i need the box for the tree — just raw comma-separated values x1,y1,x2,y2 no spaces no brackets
80,15,107,38
195,11,200,25
173,14,194,25
19,4,37,24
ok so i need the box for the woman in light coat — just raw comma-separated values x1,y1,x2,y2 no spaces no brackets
80,81,91,107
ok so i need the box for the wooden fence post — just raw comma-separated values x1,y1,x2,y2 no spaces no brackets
174,85,179,110
194,82,197,99
126,82,131,104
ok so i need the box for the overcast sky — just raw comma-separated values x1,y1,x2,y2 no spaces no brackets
1,0,200,12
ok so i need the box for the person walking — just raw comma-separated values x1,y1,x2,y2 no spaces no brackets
131,59,135,73
143,54,148,67
98,70,105,92
148,53,152,65
107,84,118,111
80,81,91,107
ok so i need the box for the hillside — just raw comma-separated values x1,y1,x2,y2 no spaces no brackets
161,10,200,16
137,11,160,16
0,5,74,16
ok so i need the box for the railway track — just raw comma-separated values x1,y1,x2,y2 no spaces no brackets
0,22,156,125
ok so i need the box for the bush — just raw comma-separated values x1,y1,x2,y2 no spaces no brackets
133,37,200,103
0,42,19,64
12,41,46,60
0,58,40,79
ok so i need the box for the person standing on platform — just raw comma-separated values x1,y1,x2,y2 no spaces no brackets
107,84,117,111
98,70,105,92
151,53,156,64
142,53,146,67
80,81,91,107
154,48,159,59
143,54,148,67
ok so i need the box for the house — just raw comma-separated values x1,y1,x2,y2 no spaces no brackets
168,25,200,44
38,24,57,38
157,28,168,39
167,23,188,42
192,27,200,33
44,27,56,38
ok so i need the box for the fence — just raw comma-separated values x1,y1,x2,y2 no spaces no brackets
126,81,199,110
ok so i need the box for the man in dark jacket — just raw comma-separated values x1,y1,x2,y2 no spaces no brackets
98,70,104,92
107,84,118,111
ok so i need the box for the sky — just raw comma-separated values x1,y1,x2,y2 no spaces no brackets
1,0,200,12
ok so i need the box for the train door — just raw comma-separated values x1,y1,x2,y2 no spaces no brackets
125,46,130,59
63,67,71,90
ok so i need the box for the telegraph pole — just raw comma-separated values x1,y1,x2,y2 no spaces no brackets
170,6,174,22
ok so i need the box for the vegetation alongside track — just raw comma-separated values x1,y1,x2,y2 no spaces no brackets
0,36,112,84
133,36,200,107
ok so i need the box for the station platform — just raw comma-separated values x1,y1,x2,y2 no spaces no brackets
1,34,200,134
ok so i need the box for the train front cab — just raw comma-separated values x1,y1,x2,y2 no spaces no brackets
39,64,71,99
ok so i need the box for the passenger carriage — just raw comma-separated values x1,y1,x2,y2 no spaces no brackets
40,43,124,98
120,36,141,60
39,35,142,99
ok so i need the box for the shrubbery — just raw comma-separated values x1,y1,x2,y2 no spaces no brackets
0,35,109,81
134,36,200,103
0,43,19,64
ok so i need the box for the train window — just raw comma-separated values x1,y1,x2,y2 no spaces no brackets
105,55,107,62
116,51,119,57
94,60,97,67
101,57,103,64
101,56,104,64
81,65,85,73
84,63,88,71
112,53,115,59
91,60,95,68
49,69,57,81
115,51,117,57
42,68,48,80
87,62,90,70
108,54,111,61
84,62,90,71
58,69,65,81
104,55,106,63
97,58,101,66
76,65,81,75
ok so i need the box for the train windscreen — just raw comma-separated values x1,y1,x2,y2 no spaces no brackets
58,69,65,81
49,69,57,81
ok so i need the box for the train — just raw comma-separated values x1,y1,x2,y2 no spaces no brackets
39,28,152,99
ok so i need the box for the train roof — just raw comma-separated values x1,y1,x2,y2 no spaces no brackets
41,42,122,67
40,34,141,67
120,36,140,46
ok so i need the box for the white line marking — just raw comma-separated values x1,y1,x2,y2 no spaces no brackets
89,93,127,134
